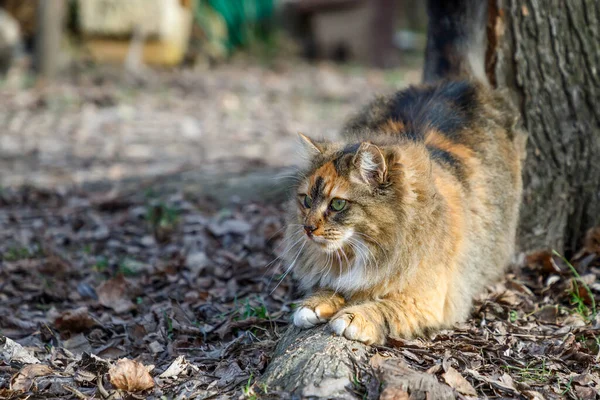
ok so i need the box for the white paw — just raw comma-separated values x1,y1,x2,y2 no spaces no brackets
293,307,325,328
330,317,349,336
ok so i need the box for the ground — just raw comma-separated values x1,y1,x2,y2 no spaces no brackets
0,59,598,399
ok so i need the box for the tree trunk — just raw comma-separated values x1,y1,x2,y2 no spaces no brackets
35,0,66,78
487,0,600,254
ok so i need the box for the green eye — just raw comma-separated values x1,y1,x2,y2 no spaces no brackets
330,198,347,211
303,195,313,208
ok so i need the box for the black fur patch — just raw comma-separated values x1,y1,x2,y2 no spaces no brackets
423,0,488,82
390,81,478,143
311,176,325,201
333,143,361,174
342,143,362,154
426,145,469,188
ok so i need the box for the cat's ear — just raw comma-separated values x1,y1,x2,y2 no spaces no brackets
298,133,327,155
353,142,388,186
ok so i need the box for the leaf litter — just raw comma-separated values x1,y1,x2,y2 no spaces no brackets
0,186,599,399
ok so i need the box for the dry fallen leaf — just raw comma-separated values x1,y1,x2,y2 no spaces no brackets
159,355,198,379
368,352,390,369
54,307,97,333
376,358,455,400
10,364,53,392
583,226,600,254
109,358,155,392
380,387,410,400
442,366,477,396
0,335,40,365
526,250,561,273
96,275,135,314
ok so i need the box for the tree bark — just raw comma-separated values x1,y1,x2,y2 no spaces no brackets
258,325,455,399
258,326,374,399
487,0,600,254
35,0,66,78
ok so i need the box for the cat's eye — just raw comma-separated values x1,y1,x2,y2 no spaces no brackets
303,195,313,208
330,198,347,211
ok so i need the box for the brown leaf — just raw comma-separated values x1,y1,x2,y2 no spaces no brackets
215,361,243,388
526,251,561,273
377,359,455,400
583,226,600,254
534,305,558,323
574,385,597,400
108,358,155,392
442,366,477,396
562,313,587,327
380,387,410,400
96,275,135,314
63,333,92,355
54,307,97,333
369,352,390,369
573,276,596,306
466,369,518,394
523,390,545,400
10,364,53,392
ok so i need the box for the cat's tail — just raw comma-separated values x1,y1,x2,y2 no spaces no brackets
423,0,488,84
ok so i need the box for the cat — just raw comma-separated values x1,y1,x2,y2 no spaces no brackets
283,0,526,345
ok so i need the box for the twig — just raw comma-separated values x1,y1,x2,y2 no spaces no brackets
63,385,89,400
96,374,110,399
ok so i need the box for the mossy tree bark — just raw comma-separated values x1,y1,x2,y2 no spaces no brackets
487,0,600,254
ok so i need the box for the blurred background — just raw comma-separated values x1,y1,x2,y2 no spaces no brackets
0,0,426,195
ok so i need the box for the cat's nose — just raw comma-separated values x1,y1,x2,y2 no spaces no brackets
304,224,317,235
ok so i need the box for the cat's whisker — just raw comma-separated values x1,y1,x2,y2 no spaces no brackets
334,250,343,271
273,175,304,182
318,251,333,288
340,246,351,269
325,252,333,280
271,230,303,257
353,232,387,257
265,224,302,242
317,252,328,275
263,231,304,282
332,249,344,296
347,237,370,268
351,232,392,278
270,240,307,295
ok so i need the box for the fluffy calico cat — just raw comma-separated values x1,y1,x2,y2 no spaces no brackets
283,0,526,345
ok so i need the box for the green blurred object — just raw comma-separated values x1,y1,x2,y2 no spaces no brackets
194,0,275,54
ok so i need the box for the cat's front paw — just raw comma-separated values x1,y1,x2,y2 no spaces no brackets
329,306,386,345
293,307,326,328
293,292,346,329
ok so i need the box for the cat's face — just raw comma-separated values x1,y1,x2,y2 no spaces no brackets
291,134,393,254
295,161,356,252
